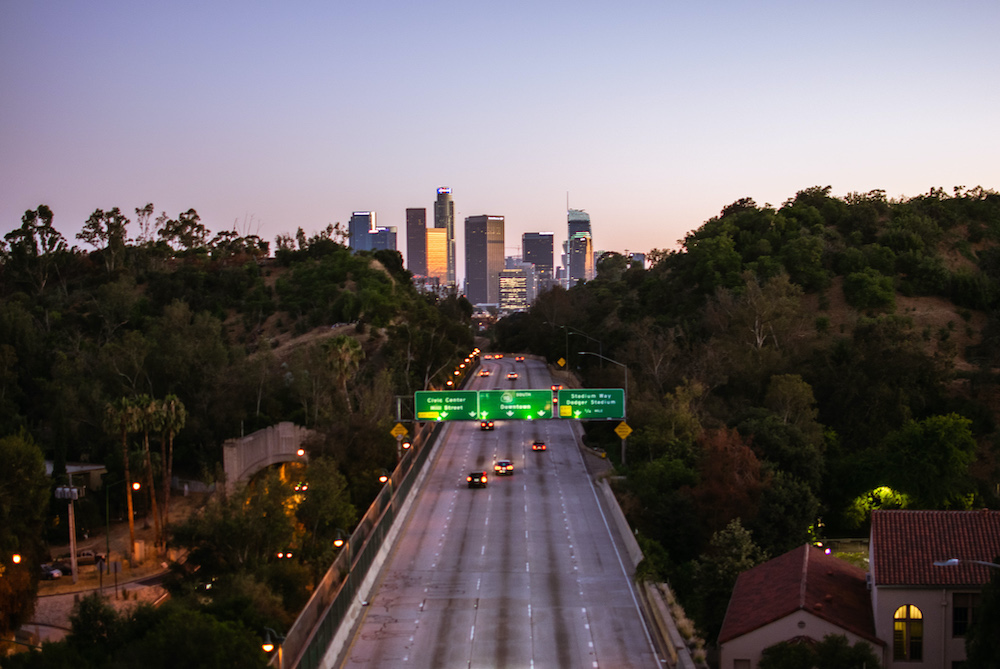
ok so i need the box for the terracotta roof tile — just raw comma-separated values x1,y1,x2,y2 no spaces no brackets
870,509,1000,587
718,544,878,645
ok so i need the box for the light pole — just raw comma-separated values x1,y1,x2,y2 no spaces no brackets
262,627,286,669
562,325,602,364
577,350,630,466
576,351,628,410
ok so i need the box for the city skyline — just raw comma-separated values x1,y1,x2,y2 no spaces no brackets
2,2,998,284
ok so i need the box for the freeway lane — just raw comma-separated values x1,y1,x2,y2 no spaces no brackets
339,357,659,668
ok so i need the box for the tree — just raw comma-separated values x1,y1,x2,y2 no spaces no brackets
3,205,68,292
294,457,357,583
104,398,141,563
323,335,363,414
77,207,129,273
0,431,49,638
158,394,186,543
879,413,977,508
691,518,768,641
136,396,164,549
759,633,881,668
965,559,1000,668
158,209,208,252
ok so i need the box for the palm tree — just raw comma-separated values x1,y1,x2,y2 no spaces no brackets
159,394,186,541
136,395,164,550
104,398,141,563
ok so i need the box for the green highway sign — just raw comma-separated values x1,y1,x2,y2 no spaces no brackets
415,391,479,421
557,388,625,420
478,390,553,420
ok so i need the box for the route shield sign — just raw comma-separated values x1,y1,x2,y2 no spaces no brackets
557,389,626,420
478,389,553,420
415,391,479,421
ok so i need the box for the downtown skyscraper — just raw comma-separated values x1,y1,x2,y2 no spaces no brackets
434,187,456,286
567,209,594,284
405,208,427,276
464,215,504,305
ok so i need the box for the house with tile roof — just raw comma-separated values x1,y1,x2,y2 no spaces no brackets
718,510,1000,668
718,543,881,669
869,508,1000,668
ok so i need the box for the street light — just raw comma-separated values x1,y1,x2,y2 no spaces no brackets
377,469,390,485
576,351,628,408
261,627,286,668
562,325,602,364
577,350,630,466
333,528,348,549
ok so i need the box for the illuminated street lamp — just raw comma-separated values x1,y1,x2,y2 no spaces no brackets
377,469,390,485
261,627,286,668
333,529,348,549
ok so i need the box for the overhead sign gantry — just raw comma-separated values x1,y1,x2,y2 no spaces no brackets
414,388,624,421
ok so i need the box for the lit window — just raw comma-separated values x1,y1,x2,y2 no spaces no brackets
953,592,980,637
893,604,923,660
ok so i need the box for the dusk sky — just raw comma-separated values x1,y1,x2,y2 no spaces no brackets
3,1,998,284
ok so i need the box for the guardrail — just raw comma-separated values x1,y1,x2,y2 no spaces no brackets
280,418,440,668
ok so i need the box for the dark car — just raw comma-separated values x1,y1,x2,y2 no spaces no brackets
467,471,488,488
40,564,62,580
480,420,494,431
532,440,547,451
494,459,514,475
515,356,525,362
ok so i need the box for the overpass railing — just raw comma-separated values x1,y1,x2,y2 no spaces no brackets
280,417,442,669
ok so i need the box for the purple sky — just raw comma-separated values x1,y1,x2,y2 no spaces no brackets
3,1,998,285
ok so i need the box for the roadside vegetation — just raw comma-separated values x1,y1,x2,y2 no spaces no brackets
495,185,1000,643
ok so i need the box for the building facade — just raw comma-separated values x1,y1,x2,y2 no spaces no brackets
499,267,528,311
434,187,456,286
406,208,427,275
426,227,448,284
349,211,376,252
464,214,504,305
523,231,554,292
370,226,396,252
567,209,594,284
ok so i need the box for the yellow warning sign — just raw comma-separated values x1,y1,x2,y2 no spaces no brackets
614,422,632,440
390,423,408,438
557,357,566,368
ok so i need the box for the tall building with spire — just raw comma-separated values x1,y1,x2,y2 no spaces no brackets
434,187,456,286
464,215,504,305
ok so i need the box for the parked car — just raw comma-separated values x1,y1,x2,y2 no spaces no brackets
40,564,62,580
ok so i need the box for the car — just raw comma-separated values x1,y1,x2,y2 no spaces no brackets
40,564,62,580
478,369,491,377
76,550,99,565
467,471,488,488
484,354,493,360
480,420,494,431
515,356,525,362
532,440,547,451
551,384,563,391
494,354,504,359
494,459,514,475
507,372,518,380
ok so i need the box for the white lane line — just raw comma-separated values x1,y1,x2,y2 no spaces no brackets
470,625,475,641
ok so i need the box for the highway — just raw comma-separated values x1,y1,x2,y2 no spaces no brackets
338,356,660,669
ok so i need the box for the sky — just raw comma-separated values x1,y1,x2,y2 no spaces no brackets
2,0,999,285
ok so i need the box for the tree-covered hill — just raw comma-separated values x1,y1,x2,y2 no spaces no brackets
495,185,1000,641
0,207,474,491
